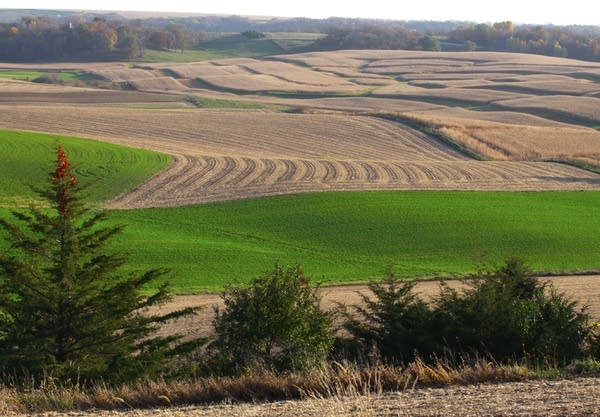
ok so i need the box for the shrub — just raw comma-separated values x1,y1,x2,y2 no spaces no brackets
32,73,64,84
338,269,435,363
208,264,334,375
432,258,590,364
339,259,590,366
241,30,266,39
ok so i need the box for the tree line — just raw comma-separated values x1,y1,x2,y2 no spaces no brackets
3,12,600,62
449,21,600,60
0,16,193,60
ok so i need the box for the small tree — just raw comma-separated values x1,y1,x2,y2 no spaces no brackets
418,35,441,51
0,146,199,383
339,269,435,363
209,264,333,375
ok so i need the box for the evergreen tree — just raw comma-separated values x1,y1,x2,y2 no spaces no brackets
0,146,199,382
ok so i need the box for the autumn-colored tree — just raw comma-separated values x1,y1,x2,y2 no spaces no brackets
0,146,199,383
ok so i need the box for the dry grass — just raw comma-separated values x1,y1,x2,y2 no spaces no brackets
2,361,599,416
404,111,600,164
0,360,564,415
497,95,600,123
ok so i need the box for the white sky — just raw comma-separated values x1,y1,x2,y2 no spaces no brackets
1,0,599,26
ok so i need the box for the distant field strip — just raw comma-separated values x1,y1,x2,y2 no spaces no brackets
107,156,599,208
0,106,466,160
0,105,598,207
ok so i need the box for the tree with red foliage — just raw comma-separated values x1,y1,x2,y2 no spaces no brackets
0,146,199,383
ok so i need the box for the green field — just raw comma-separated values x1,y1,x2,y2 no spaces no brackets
0,129,170,206
94,191,600,293
1,129,598,293
139,32,316,63
0,69,92,82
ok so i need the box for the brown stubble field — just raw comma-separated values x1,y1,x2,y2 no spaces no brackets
0,104,598,207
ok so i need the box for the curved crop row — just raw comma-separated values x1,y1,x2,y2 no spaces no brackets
106,155,600,208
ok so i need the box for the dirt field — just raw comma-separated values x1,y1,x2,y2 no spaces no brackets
154,276,600,340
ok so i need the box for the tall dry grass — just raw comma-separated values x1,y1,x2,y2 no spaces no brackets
0,358,535,414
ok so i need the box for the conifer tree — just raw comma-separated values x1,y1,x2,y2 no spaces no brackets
0,146,198,382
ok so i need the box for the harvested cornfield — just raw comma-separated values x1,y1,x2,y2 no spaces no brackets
373,84,531,103
496,95,600,123
91,68,157,82
471,74,600,95
281,96,446,113
0,105,598,208
405,111,600,164
2,50,600,208
409,107,570,127
0,106,467,160
0,79,182,105
149,58,365,94
129,76,187,91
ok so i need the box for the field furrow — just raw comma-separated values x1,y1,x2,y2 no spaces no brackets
103,156,600,208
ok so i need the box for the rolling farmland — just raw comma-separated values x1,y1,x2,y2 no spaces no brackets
1,49,600,285
1,23,600,417
0,106,598,207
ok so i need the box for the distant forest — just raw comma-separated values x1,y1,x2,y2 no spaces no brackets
1,11,600,61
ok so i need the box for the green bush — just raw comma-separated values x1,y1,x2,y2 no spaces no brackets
433,258,590,364
338,270,435,363
339,259,590,366
208,264,334,375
